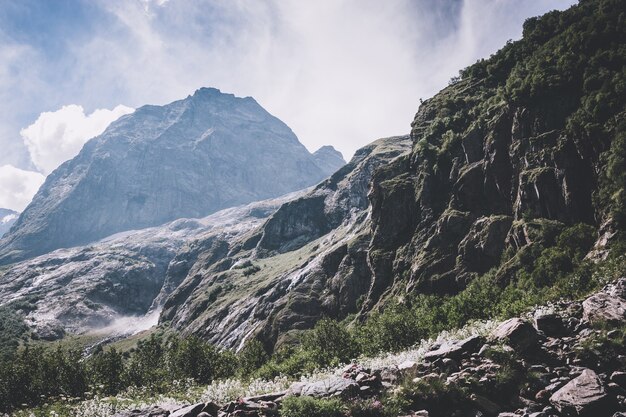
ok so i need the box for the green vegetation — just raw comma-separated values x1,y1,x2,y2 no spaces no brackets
574,323,626,369
2,0,626,414
280,396,344,417
0,334,248,413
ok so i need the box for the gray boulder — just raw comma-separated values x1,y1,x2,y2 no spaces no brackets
170,403,205,417
492,318,539,351
424,335,483,361
550,369,610,416
583,292,626,324
289,376,359,398
534,312,566,337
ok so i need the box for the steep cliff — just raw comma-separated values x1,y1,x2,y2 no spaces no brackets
0,88,344,265
362,0,625,308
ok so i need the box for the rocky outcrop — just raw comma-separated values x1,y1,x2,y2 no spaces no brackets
0,88,345,265
0,208,17,238
491,318,539,352
359,0,625,304
582,292,626,325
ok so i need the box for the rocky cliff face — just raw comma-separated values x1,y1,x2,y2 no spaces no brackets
0,88,344,265
0,209,17,238
359,0,625,308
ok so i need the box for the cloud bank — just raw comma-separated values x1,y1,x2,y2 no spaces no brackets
0,165,45,211
20,104,134,175
0,0,578,212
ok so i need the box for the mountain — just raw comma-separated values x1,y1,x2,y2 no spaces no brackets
1,0,624,353
160,136,411,348
0,191,303,340
0,137,408,342
312,145,345,175
0,88,345,265
156,0,626,350
0,209,17,238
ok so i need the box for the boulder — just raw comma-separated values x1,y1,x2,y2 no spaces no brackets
170,403,206,417
113,406,171,417
549,369,610,416
582,292,626,324
471,393,502,415
289,376,359,398
611,372,626,389
424,335,484,361
534,312,566,337
492,318,539,351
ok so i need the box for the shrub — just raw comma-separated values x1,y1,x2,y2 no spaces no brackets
237,339,269,378
280,395,343,417
302,318,360,368
89,347,125,395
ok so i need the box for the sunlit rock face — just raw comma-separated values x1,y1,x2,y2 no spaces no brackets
0,88,344,265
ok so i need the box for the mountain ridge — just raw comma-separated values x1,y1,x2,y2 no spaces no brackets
0,88,345,265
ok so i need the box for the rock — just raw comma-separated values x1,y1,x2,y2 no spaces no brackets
379,366,399,383
398,360,419,376
170,403,206,417
290,376,359,398
424,335,484,361
550,369,610,416
113,406,171,417
440,358,460,373
201,402,220,416
535,389,551,403
582,292,626,324
492,318,539,351
611,372,626,388
471,393,502,415
243,392,286,403
534,312,566,336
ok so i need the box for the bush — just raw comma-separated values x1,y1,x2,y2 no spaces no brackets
302,318,360,368
89,347,125,395
237,339,269,378
387,376,468,416
280,396,343,417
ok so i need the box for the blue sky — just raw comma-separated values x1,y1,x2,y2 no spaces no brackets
0,0,577,211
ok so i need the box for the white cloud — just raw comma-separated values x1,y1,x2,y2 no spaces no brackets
73,0,576,160
20,104,134,175
0,0,578,168
0,165,46,212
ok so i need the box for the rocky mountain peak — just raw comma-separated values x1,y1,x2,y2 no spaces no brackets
312,145,346,175
0,89,344,265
